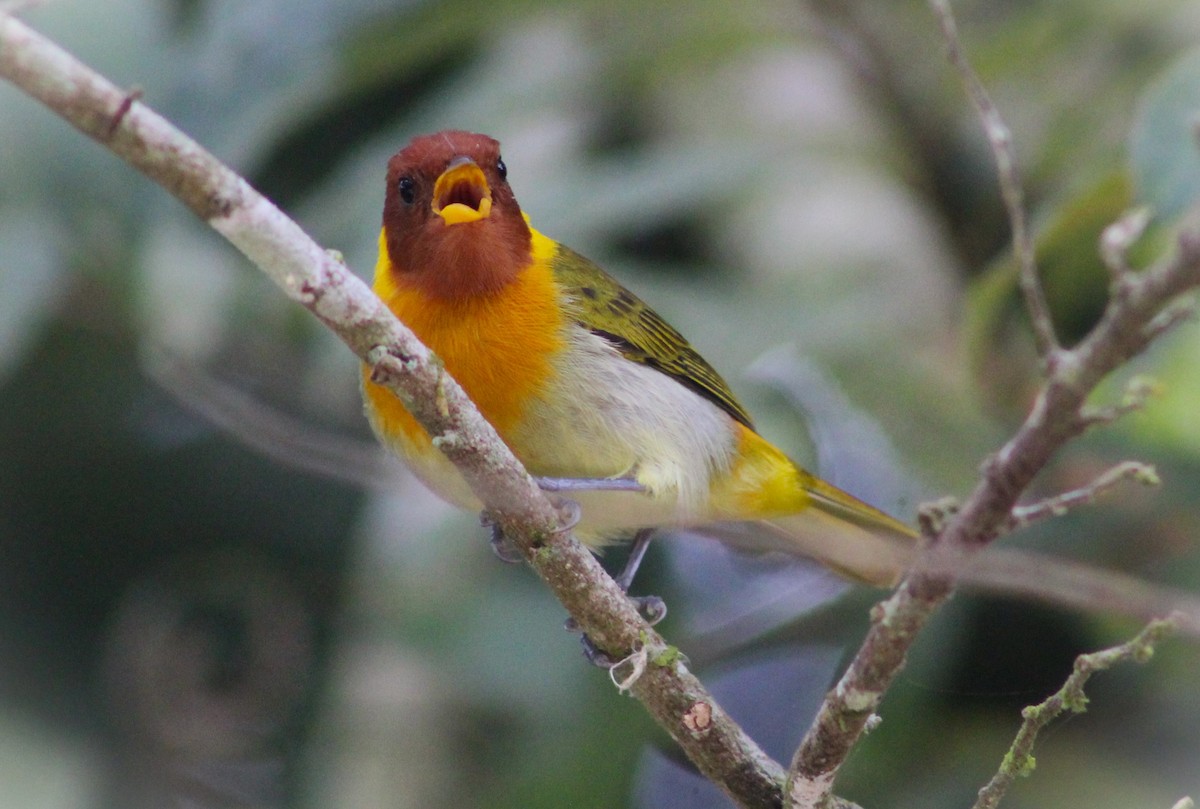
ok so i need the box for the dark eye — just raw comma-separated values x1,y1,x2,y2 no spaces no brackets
496,158,507,180
397,176,416,204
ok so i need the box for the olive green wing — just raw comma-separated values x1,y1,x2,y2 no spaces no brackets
550,243,755,430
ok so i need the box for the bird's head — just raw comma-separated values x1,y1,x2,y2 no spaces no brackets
383,130,532,300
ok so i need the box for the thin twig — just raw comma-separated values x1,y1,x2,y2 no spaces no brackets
1008,460,1159,530
972,616,1180,809
1077,374,1162,429
0,14,785,807
1141,296,1197,344
929,0,1059,359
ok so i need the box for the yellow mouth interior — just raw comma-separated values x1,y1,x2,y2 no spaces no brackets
432,160,493,225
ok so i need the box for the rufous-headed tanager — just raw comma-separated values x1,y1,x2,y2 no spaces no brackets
362,130,916,587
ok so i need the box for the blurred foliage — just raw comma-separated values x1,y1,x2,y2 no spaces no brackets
965,171,1161,415
2,0,1200,807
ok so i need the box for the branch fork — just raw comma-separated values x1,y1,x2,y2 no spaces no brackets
783,3,1200,806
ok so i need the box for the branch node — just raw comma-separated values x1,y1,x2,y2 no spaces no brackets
367,345,413,385
105,86,142,138
1100,206,1153,279
682,700,714,734
834,683,881,715
1045,346,1085,388
430,430,462,451
917,496,959,538
434,368,451,418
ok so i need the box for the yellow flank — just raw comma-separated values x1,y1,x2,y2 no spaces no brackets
711,423,810,519
712,423,915,536
362,228,565,451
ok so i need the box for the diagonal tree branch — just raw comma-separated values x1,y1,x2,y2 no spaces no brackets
0,13,787,807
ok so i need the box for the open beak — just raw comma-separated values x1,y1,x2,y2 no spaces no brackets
432,156,492,225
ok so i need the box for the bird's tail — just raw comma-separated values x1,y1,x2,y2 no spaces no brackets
762,481,917,586
710,426,919,586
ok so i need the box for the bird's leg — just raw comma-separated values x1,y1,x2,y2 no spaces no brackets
484,475,663,666
614,527,654,591
614,528,666,624
567,527,666,667
537,476,666,622
483,477,639,563
535,476,645,493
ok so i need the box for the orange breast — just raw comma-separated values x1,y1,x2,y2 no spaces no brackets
362,231,566,451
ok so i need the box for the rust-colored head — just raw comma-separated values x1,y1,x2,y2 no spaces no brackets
382,130,532,299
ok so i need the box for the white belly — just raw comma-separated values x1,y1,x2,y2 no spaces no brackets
509,326,739,536
390,326,741,545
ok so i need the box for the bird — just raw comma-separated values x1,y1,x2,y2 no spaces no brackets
361,129,917,591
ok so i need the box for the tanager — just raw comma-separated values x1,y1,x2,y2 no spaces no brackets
362,130,916,587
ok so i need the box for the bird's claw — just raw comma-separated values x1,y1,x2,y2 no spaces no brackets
630,595,667,626
480,511,523,564
563,593,667,668
563,618,617,667
550,495,581,534
480,493,578,563
578,634,618,668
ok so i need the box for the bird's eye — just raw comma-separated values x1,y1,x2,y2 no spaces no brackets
397,176,416,204
496,158,507,180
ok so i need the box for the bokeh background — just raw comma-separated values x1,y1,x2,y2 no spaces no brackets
3,0,1200,806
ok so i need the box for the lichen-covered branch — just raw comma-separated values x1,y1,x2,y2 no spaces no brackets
0,13,785,807
972,616,1180,809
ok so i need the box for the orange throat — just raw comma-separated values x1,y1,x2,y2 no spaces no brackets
363,228,565,448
